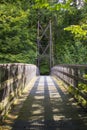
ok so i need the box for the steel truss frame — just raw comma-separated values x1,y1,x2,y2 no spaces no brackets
37,20,54,72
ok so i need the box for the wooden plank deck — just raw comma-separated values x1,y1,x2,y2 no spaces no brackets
1,76,87,130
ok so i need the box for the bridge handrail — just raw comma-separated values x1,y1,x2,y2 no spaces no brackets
51,64,87,108
51,64,87,85
0,63,39,120
54,64,87,68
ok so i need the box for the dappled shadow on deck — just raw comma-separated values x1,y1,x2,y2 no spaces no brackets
7,76,87,130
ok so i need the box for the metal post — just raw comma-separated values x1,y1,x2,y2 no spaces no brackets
49,20,53,71
37,21,40,68
50,20,52,71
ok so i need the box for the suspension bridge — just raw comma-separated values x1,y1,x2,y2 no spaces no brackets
0,21,87,130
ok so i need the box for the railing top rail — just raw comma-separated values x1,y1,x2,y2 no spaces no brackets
53,64,87,69
0,63,36,67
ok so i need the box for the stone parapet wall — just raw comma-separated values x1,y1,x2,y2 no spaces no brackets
0,63,39,120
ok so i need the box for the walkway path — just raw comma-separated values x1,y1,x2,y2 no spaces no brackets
2,76,87,130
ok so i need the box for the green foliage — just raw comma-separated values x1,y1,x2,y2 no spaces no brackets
83,74,87,79
64,2,87,40
52,2,87,65
78,83,87,93
64,25,87,39
68,85,87,108
34,0,49,9
0,1,37,64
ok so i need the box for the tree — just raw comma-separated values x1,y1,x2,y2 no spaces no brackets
0,1,37,63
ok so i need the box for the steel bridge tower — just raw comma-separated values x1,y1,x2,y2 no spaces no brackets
37,20,54,74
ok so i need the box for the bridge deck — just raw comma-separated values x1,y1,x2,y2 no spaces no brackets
2,76,87,130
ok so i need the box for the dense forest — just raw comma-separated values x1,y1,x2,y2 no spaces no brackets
0,0,87,73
